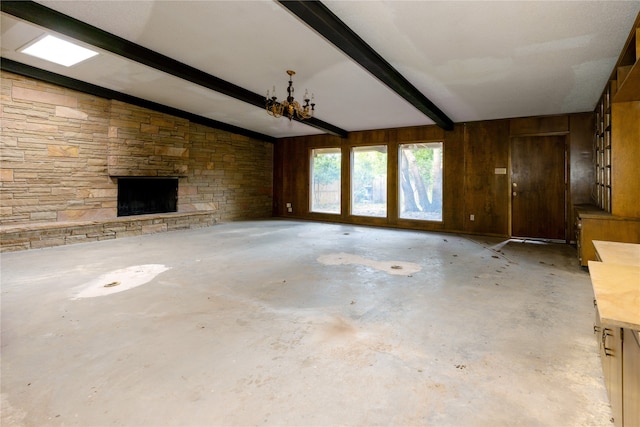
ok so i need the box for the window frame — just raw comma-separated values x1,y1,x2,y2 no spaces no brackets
350,144,388,218
309,147,342,215
397,141,444,223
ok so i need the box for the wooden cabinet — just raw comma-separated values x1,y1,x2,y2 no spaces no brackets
593,13,639,212
590,249,640,427
586,14,640,253
574,205,640,266
594,316,640,427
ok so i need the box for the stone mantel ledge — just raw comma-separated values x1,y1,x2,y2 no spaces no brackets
0,211,215,233
0,211,218,252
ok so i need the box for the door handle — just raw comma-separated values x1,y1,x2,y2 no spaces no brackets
602,328,614,357
512,192,517,197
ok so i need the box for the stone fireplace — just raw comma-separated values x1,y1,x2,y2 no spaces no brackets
1,73,273,252
117,178,178,217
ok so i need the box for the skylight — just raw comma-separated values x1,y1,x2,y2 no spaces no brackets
20,35,98,67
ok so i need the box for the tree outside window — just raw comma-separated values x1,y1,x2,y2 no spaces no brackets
399,142,443,221
351,145,387,217
310,148,341,214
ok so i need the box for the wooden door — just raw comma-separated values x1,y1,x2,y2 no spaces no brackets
511,136,566,240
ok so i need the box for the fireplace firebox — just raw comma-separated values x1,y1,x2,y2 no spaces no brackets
117,178,178,217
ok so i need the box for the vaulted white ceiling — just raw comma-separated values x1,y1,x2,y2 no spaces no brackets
2,1,639,140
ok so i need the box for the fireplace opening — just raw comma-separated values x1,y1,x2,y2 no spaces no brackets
117,178,178,217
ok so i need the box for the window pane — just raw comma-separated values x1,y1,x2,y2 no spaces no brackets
310,148,341,214
399,142,443,221
351,145,387,217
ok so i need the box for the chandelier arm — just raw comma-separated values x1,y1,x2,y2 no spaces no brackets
266,97,285,118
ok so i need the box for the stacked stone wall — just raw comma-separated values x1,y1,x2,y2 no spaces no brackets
0,71,273,251
1,72,113,224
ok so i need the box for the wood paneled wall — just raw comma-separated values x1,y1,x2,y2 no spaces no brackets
464,120,509,235
274,113,594,238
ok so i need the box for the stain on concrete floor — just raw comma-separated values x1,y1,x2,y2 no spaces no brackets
317,252,422,275
72,264,171,299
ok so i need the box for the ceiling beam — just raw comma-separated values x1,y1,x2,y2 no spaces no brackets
1,59,276,143
0,0,348,138
278,0,454,131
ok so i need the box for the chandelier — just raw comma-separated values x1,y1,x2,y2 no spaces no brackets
266,70,315,120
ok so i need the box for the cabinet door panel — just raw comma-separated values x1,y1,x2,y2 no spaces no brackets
604,326,624,427
623,328,640,427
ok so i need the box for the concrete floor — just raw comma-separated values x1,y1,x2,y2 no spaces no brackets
1,220,612,426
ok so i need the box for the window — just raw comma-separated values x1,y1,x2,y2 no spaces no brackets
351,145,387,217
398,142,443,221
310,148,341,214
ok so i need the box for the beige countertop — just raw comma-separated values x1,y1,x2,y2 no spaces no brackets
589,260,640,330
593,240,640,266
